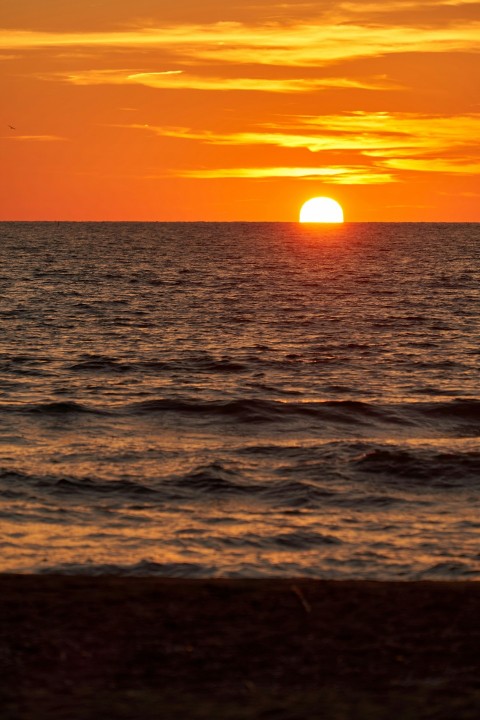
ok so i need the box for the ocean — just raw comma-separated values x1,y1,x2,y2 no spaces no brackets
0,221,479,578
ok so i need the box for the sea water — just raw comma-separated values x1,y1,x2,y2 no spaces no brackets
0,221,479,578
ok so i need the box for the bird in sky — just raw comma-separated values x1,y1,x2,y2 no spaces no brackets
8,125,16,130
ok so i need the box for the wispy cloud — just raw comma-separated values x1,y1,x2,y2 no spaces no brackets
301,111,480,138
1,20,478,68
382,157,480,173
123,110,480,182
3,134,66,141
52,68,397,93
172,166,395,183
133,111,480,159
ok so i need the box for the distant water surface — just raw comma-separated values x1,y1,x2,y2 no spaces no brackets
0,222,479,578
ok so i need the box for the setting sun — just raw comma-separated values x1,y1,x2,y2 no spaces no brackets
299,197,344,223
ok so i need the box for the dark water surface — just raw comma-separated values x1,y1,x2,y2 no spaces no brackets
1,222,479,578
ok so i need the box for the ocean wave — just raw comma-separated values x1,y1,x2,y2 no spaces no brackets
126,397,409,426
168,462,252,496
128,397,283,422
0,462,339,510
419,398,480,422
37,560,212,577
0,400,108,415
273,530,341,549
119,396,480,436
197,359,248,373
68,354,250,376
165,463,340,506
335,493,409,507
50,476,157,497
0,469,157,500
207,529,343,551
28,400,103,415
68,354,132,373
26,558,480,580
259,479,336,508
423,561,477,577
354,447,480,486
2,389,479,438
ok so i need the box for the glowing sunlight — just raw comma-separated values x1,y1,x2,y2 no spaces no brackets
299,197,344,223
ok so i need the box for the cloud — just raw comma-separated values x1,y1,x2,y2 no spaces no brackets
52,68,398,93
172,166,395,183
134,111,480,159
382,157,480,173
1,19,478,69
2,134,66,141
124,110,479,181
301,110,480,137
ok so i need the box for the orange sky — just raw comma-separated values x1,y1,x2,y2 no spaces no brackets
1,0,479,220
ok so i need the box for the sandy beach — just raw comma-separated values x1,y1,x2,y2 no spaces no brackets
0,576,478,718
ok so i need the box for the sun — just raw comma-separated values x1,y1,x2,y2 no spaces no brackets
299,197,344,223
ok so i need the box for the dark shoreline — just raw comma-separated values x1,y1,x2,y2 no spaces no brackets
1,575,479,719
